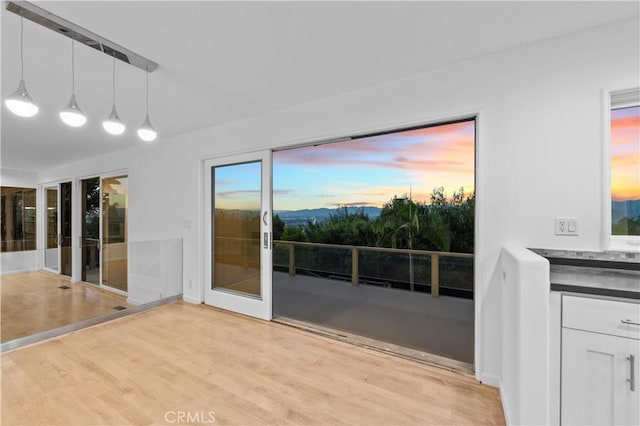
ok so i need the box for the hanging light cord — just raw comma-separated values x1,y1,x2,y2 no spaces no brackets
20,17,24,79
71,39,76,93
145,65,149,114
112,54,117,105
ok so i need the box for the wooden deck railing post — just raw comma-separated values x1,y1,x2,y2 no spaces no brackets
431,254,439,298
288,244,296,276
352,247,359,286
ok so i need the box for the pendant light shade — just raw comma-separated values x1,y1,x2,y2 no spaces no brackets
5,18,38,117
137,113,157,142
103,55,125,135
60,40,86,127
59,93,87,127
6,79,39,117
103,105,125,135
137,66,157,142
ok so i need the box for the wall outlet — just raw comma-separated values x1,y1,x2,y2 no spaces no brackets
555,217,579,236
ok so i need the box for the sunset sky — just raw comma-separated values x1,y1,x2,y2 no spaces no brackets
214,120,475,211
273,120,475,211
214,109,639,211
611,106,640,202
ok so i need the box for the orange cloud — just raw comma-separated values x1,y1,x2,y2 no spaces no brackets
611,106,640,201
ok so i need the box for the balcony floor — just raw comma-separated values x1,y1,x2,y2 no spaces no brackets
273,272,474,364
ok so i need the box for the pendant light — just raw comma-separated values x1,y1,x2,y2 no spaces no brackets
102,54,125,135
5,18,39,118
59,40,87,127
137,66,157,142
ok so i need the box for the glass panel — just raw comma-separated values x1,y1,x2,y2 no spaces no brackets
45,188,58,271
611,105,640,236
272,119,476,364
81,177,101,285
60,182,73,276
0,187,36,252
102,176,128,292
212,161,261,297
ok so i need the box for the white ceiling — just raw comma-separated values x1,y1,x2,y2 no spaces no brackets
2,1,638,172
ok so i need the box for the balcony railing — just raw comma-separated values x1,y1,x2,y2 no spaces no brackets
273,240,474,298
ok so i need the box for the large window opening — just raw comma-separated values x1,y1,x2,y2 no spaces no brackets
272,118,476,365
610,89,640,242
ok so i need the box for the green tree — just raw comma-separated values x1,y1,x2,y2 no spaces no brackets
281,225,307,242
320,207,375,246
374,196,419,249
613,216,640,236
273,214,285,240
415,205,451,252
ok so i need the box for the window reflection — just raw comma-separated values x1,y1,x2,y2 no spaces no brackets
0,187,36,252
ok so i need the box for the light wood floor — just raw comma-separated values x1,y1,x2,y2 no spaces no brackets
1,271,131,343
1,302,504,425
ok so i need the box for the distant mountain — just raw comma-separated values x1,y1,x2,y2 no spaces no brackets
275,206,382,226
612,199,640,222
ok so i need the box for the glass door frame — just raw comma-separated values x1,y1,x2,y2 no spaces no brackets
77,170,128,296
41,183,60,273
203,151,273,321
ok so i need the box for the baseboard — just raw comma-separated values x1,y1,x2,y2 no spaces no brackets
478,371,500,388
0,267,39,276
182,295,202,304
126,297,144,306
499,382,513,426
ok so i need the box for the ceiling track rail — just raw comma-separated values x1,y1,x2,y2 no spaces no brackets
5,1,158,73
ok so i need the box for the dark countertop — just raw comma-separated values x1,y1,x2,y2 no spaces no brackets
550,264,640,300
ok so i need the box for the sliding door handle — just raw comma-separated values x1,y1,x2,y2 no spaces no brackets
628,354,635,392
263,211,268,226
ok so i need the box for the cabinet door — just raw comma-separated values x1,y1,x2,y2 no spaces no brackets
562,328,639,425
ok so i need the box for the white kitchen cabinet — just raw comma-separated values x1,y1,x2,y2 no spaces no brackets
561,295,640,426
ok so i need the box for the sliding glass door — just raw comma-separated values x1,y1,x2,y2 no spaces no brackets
204,152,272,320
102,176,128,292
81,177,101,285
80,174,128,293
42,181,72,275
60,182,73,276
44,187,58,272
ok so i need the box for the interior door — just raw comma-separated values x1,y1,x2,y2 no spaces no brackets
204,151,272,320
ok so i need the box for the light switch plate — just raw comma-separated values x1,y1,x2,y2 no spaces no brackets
555,217,578,236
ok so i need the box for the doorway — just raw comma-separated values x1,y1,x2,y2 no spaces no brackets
271,119,476,365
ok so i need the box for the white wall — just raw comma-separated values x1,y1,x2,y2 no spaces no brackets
37,19,640,384
501,246,550,425
0,168,37,187
0,168,39,274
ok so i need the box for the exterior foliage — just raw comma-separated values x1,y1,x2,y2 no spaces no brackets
276,187,474,253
